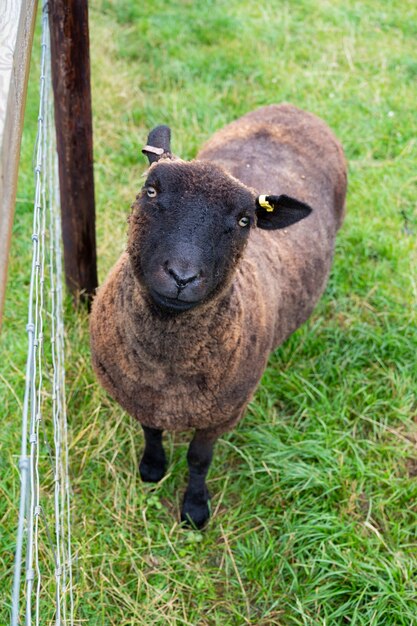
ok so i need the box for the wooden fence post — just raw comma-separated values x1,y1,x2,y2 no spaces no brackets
49,0,98,304
0,0,38,332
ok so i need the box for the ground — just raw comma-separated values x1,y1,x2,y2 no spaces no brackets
1,0,417,624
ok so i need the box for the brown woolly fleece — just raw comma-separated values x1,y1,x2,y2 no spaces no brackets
90,104,347,438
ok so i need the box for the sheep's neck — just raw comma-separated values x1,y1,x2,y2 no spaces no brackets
124,272,244,376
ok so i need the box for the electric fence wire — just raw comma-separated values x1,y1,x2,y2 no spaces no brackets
11,1,74,624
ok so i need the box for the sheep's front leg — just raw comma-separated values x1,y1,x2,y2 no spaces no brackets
181,429,217,529
139,425,166,483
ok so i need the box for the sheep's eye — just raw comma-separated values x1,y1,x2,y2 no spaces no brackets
238,216,250,228
146,186,157,198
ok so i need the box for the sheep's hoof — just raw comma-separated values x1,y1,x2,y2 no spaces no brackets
139,457,166,483
181,490,211,529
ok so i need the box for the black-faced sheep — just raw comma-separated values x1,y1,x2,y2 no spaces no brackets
90,104,347,528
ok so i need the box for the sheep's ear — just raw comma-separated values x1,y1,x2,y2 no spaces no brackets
142,125,172,164
255,194,312,230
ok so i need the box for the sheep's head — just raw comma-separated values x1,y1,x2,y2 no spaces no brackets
127,126,312,314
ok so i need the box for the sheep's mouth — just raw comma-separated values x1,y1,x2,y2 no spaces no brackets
148,288,200,313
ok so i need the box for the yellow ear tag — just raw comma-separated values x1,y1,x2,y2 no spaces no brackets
258,195,274,212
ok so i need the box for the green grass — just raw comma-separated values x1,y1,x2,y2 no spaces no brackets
1,0,417,623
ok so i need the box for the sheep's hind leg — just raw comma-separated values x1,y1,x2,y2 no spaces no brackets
181,429,217,529
139,425,166,483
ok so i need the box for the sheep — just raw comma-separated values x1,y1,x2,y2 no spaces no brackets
89,103,347,529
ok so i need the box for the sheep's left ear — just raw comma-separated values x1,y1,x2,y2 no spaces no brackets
255,194,312,230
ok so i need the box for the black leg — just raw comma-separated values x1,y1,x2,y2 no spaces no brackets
139,425,166,483
181,430,217,529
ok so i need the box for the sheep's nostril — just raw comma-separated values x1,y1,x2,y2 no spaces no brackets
167,266,199,288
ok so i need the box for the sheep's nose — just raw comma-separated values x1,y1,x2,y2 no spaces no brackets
166,264,200,288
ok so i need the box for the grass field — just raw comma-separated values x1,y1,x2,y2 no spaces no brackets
1,0,417,623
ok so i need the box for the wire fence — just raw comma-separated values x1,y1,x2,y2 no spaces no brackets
11,1,74,624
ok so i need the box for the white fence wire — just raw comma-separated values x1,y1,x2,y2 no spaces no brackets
11,2,74,624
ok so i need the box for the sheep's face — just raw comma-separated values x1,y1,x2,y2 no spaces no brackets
128,160,257,313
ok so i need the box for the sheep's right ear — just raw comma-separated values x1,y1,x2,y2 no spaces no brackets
142,125,172,164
